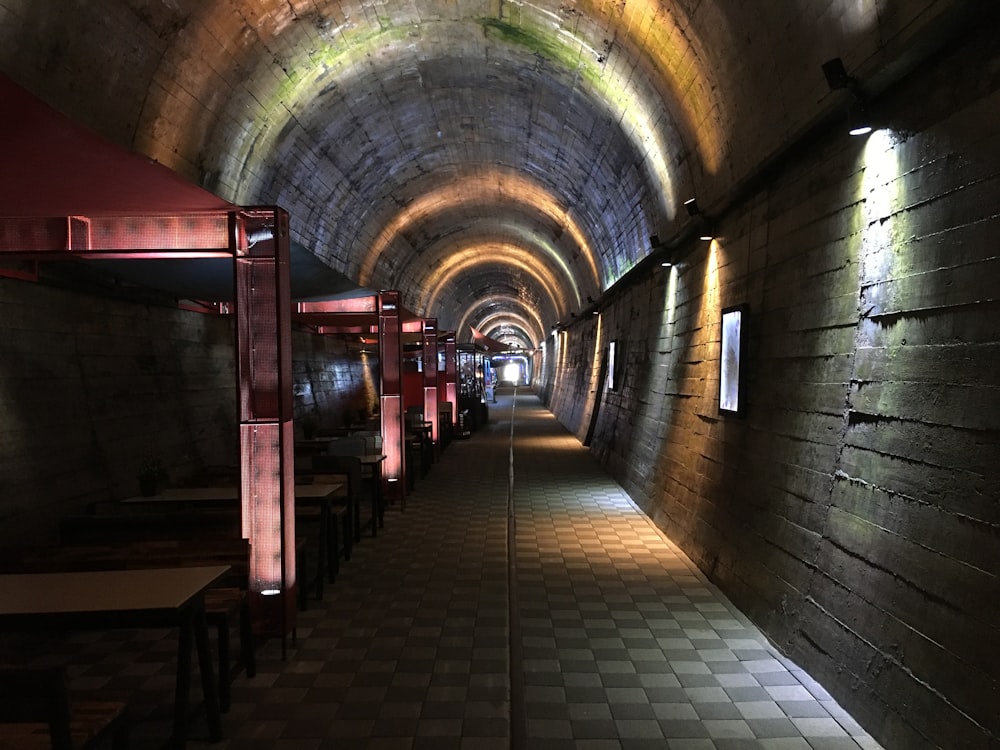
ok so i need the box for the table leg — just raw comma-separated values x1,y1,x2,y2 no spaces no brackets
173,609,193,750
353,475,362,544
370,475,378,538
324,502,336,584
193,600,223,742
315,504,327,600
375,464,385,529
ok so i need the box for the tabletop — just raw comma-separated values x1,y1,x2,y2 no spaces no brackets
121,482,343,504
0,565,230,620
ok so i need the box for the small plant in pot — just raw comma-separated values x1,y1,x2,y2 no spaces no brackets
137,456,167,497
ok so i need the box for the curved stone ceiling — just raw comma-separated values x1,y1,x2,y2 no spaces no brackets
1,0,957,346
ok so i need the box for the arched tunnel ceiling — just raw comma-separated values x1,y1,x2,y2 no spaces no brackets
1,0,968,347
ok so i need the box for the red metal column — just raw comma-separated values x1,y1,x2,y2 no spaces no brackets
421,318,439,457
443,334,458,426
232,207,296,642
378,291,406,503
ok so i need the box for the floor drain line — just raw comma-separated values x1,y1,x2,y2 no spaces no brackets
507,388,527,750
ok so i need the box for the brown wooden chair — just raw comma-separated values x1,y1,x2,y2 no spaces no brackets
0,665,128,750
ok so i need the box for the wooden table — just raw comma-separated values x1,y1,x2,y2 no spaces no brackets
121,483,344,601
0,565,229,750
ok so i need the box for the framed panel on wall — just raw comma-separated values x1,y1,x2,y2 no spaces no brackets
608,340,619,391
719,304,748,416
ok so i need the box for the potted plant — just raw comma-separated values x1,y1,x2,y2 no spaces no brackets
137,456,167,497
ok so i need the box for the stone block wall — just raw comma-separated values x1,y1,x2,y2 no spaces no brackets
0,278,236,546
0,276,374,549
545,30,1000,750
292,334,380,434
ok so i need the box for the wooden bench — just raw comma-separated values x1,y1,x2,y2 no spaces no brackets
203,587,254,712
307,457,368,544
0,664,128,750
296,465,355,555
58,510,242,546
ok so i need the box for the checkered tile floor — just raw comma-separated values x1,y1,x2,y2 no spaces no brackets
1,390,882,749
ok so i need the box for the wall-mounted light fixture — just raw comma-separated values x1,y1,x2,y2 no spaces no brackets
822,57,873,136
683,197,714,240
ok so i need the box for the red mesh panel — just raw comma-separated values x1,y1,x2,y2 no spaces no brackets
380,396,403,488
0,214,230,255
236,257,280,420
379,292,405,495
422,319,438,444
241,423,283,590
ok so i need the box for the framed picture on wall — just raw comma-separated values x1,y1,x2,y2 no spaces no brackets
719,304,748,415
607,340,619,391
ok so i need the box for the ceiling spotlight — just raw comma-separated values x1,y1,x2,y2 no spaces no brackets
683,198,700,216
661,261,672,268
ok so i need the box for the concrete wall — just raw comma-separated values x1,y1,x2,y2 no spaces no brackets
546,30,1000,750
0,274,373,549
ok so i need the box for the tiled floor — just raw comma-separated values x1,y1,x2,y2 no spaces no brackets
1,389,882,749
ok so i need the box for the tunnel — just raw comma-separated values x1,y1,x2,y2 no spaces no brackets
0,1,998,748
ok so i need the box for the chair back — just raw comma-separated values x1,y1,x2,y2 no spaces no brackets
326,437,366,456
351,430,382,454
312,455,362,503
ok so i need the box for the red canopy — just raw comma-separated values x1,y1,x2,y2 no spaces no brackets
470,325,510,352
0,74,234,217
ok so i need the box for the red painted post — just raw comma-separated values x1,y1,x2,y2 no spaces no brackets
422,318,439,458
378,291,406,503
443,334,458,431
232,207,296,643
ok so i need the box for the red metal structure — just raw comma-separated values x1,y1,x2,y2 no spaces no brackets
295,293,410,500
440,332,458,432
378,292,406,503
0,76,298,640
421,318,439,456
233,209,297,639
